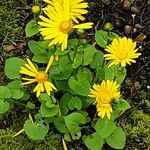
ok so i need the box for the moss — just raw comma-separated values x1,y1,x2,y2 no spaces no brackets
0,128,62,150
121,109,150,149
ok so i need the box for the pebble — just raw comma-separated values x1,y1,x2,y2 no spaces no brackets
131,6,140,14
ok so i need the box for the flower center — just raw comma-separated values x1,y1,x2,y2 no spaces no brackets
118,52,128,60
59,21,73,33
36,71,48,83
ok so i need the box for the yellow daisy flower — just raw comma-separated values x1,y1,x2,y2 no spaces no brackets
19,56,56,97
104,37,141,68
89,80,120,119
96,103,112,119
38,1,93,51
43,0,88,23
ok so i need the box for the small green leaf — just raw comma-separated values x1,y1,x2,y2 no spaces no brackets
25,20,39,37
108,32,119,41
72,52,83,69
95,30,108,48
68,97,82,110
84,133,104,150
0,86,12,99
68,73,90,96
65,112,86,136
28,40,49,54
114,99,130,111
83,45,97,66
95,118,117,138
106,127,126,149
90,51,104,69
59,93,72,115
5,57,25,79
24,119,49,140
104,63,115,80
54,116,68,133
0,99,10,114
39,103,59,117
27,102,35,109
114,66,126,84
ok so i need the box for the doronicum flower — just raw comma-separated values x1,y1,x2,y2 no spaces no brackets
43,0,88,23
104,37,141,68
31,5,41,14
89,80,120,119
96,103,112,119
38,1,93,51
19,56,56,97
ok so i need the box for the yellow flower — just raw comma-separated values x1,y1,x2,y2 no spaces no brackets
96,103,112,119
89,80,120,119
104,37,141,68
19,56,56,97
43,0,88,23
31,5,41,14
38,2,93,51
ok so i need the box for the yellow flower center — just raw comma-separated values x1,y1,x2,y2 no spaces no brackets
59,21,73,33
36,71,48,83
118,52,128,60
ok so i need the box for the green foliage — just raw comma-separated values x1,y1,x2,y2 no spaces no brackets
5,57,25,79
3,14,130,150
24,119,49,140
106,127,126,149
25,20,39,37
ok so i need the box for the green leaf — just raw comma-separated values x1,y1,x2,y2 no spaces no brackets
68,73,90,96
25,20,39,37
0,86,12,99
39,103,59,117
59,93,72,115
104,63,115,80
24,119,49,140
114,99,130,111
95,118,116,138
68,97,82,110
27,101,35,109
54,116,68,134
65,112,86,136
95,30,108,48
5,57,25,79
83,45,97,66
68,38,78,50
114,66,126,84
106,127,126,149
72,51,83,69
28,40,49,54
84,133,104,150
108,32,119,41
0,99,10,114
90,51,104,69
7,80,24,99
96,67,105,81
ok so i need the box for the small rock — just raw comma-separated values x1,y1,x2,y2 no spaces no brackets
124,25,132,34
131,6,140,14
123,0,131,10
134,0,144,9
134,32,147,42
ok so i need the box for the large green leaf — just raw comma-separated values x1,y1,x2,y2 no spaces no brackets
114,99,130,111
95,30,108,48
65,112,86,136
24,119,49,140
72,51,83,69
25,20,39,37
68,73,90,96
95,118,117,138
84,133,104,150
106,127,126,149
0,99,10,114
5,57,25,79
